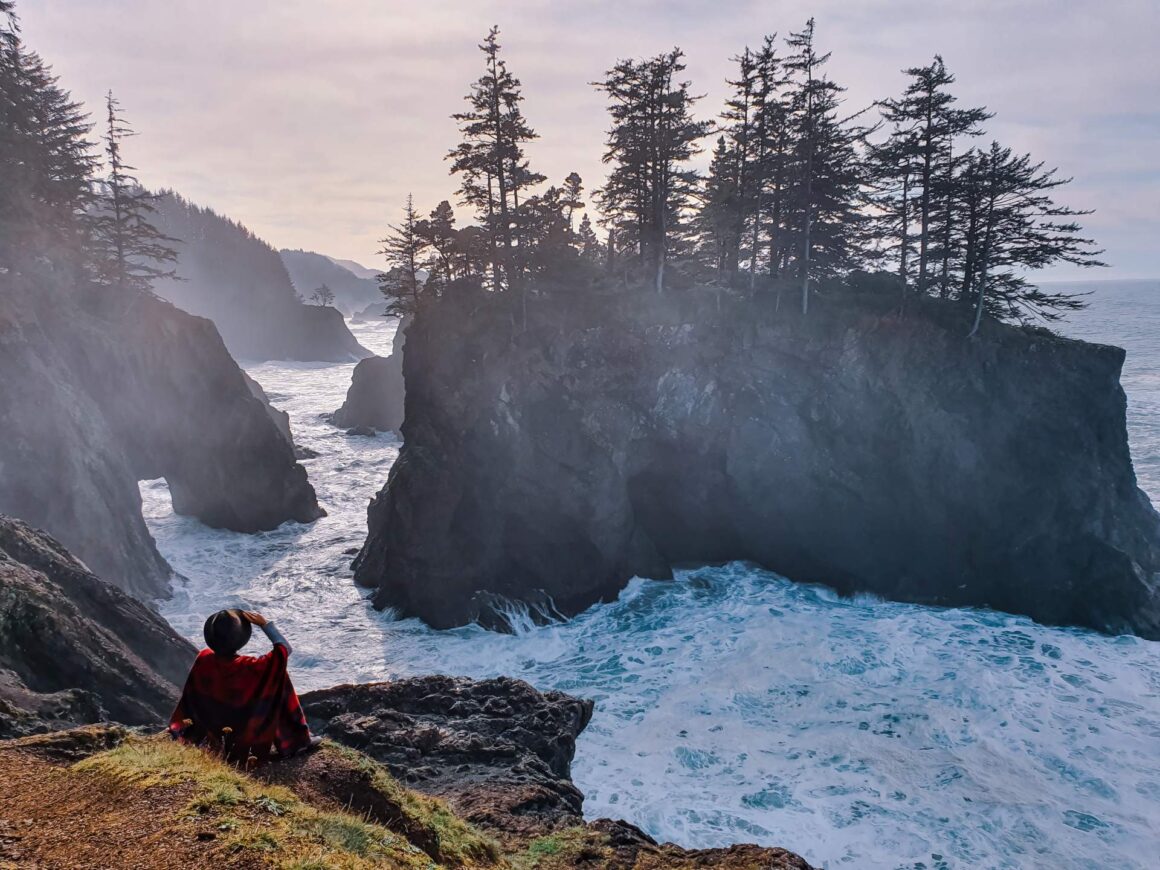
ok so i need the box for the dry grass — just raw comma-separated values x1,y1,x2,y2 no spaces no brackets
75,735,444,869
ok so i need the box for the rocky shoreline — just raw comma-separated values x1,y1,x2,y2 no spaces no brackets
0,515,814,867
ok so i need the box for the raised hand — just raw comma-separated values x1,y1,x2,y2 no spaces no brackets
240,610,268,627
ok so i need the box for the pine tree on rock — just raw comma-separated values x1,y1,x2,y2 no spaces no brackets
0,16,95,275
595,48,710,293
783,18,867,314
874,57,990,305
447,26,542,292
419,200,459,288
698,135,743,282
378,194,428,317
958,142,1104,335
90,91,178,292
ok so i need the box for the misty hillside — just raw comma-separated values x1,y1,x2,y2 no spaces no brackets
149,192,369,362
279,248,381,315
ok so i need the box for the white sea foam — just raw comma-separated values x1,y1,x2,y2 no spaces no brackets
148,287,1160,869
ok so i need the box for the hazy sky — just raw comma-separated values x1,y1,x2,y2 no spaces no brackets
19,0,1160,279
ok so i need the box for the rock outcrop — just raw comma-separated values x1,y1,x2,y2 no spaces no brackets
149,191,371,362
301,676,812,867
355,287,1160,635
301,676,593,835
329,316,407,434
0,277,324,599
0,517,196,737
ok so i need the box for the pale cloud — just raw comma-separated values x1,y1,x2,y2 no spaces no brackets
18,0,1159,278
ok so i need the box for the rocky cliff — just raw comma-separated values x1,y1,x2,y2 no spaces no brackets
330,316,407,434
149,192,371,362
355,287,1160,636
0,517,195,737
0,277,323,599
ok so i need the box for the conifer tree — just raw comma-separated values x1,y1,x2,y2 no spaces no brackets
0,9,95,275
958,142,1104,335
747,36,793,289
783,18,867,313
378,194,428,316
419,200,459,287
698,136,742,280
717,47,759,281
576,212,601,263
447,27,542,291
561,172,584,235
90,91,177,292
595,48,710,292
874,57,990,303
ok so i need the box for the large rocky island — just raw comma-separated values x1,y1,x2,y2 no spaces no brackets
355,284,1160,636
0,277,323,599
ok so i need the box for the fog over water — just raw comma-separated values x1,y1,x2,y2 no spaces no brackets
149,282,1160,869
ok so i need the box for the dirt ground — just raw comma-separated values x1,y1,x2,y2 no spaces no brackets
0,746,263,870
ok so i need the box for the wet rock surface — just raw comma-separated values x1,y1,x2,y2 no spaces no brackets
0,517,195,737
301,675,594,835
356,289,1160,636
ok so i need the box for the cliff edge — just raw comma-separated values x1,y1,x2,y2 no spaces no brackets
355,286,1160,635
0,277,324,599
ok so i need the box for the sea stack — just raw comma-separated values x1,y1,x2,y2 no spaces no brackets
354,285,1160,636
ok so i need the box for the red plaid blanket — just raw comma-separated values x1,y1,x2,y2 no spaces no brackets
168,643,310,762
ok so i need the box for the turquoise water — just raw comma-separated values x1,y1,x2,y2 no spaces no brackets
148,282,1160,869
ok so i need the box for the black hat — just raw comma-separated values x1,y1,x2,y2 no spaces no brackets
203,609,252,656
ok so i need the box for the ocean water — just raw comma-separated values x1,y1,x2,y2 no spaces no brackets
146,282,1160,869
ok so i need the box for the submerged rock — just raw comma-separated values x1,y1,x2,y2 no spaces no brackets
0,517,195,737
355,288,1160,636
301,675,594,835
0,278,324,599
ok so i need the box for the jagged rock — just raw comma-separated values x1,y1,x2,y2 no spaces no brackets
242,372,319,460
0,278,324,598
301,676,594,835
345,425,378,437
330,316,408,434
355,288,1160,636
0,517,196,737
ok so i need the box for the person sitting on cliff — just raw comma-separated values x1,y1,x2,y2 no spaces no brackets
169,609,321,764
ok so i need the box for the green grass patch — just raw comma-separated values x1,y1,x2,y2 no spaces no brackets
509,828,605,869
73,735,454,869
327,743,501,866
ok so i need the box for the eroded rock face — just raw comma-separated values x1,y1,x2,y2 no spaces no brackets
301,676,594,834
330,317,407,434
0,517,196,737
0,278,324,599
355,289,1160,636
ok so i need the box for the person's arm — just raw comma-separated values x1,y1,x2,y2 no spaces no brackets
241,610,292,655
